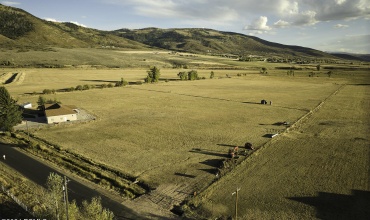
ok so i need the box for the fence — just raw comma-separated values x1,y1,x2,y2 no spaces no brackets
0,183,35,217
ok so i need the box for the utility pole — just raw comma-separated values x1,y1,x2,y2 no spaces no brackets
232,187,240,220
63,176,70,220
25,120,30,142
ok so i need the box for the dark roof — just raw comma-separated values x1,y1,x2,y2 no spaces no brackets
44,103,77,117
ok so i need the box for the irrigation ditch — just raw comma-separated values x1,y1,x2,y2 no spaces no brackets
6,131,151,199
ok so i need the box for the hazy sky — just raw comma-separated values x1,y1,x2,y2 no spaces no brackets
2,0,370,53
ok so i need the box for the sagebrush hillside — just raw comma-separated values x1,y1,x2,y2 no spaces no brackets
0,3,367,62
113,28,338,58
0,4,148,50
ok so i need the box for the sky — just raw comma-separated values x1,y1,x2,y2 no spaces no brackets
2,0,370,54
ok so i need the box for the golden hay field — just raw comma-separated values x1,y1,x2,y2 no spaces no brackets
3,64,369,217
187,82,370,219
6,68,343,181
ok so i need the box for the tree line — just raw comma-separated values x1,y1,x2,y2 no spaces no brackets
34,172,114,220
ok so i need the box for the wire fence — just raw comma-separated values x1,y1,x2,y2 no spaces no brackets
0,183,35,217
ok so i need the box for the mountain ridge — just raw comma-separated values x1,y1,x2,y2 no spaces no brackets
0,3,368,62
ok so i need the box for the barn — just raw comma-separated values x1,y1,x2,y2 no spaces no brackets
44,103,78,124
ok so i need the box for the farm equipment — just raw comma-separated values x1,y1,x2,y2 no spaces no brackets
244,142,254,150
228,146,239,158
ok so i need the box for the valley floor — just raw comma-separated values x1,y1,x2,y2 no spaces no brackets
187,83,370,219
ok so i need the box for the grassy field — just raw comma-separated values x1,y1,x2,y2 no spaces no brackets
185,79,370,219
2,52,369,217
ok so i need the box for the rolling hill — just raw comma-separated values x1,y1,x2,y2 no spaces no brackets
0,3,148,50
113,27,336,58
0,3,368,62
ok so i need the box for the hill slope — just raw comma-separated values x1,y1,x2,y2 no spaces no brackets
1,3,365,62
113,28,337,58
0,4,148,50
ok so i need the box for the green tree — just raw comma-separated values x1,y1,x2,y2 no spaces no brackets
115,77,128,87
210,71,215,79
37,96,46,110
187,70,198,80
45,172,64,220
177,71,187,80
0,86,22,131
316,64,321,71
81,197,114,220
75,85,83,91
145,66,161,83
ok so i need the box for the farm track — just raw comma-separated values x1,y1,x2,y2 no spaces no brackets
124,84,347,216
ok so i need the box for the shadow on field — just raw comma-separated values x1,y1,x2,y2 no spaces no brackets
242,101,261,105
288,190,370,220
200,159,223,168
174,172,196,178
189,148,228,157
198,168,218,175
81,79,118,83
217,143,239,148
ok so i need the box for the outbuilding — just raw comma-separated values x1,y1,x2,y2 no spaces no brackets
44,103,78,124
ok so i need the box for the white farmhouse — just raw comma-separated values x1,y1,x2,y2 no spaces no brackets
44,103,78,124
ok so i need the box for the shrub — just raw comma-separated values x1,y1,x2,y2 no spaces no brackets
187,70,198,80
145,66,160,83
76,85,83,91
42,89,52,94
178,71,187,80
66,87,75,92
115,78,128,87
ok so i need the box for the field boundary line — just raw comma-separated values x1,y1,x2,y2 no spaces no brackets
211,83,348,188
286,83,346,132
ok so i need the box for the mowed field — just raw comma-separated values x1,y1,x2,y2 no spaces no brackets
3,64,368,216
188,81,370,219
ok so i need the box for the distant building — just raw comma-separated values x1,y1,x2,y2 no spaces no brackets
20,102,32,109
44,103,78,124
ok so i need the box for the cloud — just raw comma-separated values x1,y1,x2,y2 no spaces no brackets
301,0,370,21
45,18,60,22
244,16,271,31
102,0,369,32
44,18,87,27
274,20,290,28
334,24,349,28
70,21,87,28
104,0,240,26
1,1,20,5
318,34,370,53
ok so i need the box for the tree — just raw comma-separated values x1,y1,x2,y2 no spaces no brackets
177,71,187,80
145,66,161,83
37,95,46,110
316,64,321,71
327,71,332,77
45,172,64,220
39,172,113,220
210,71,215,79
75,85,83,91
115,77,128,87
260,67,267,74
187,70,198,80
81,197,114,220
0,86,22,131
